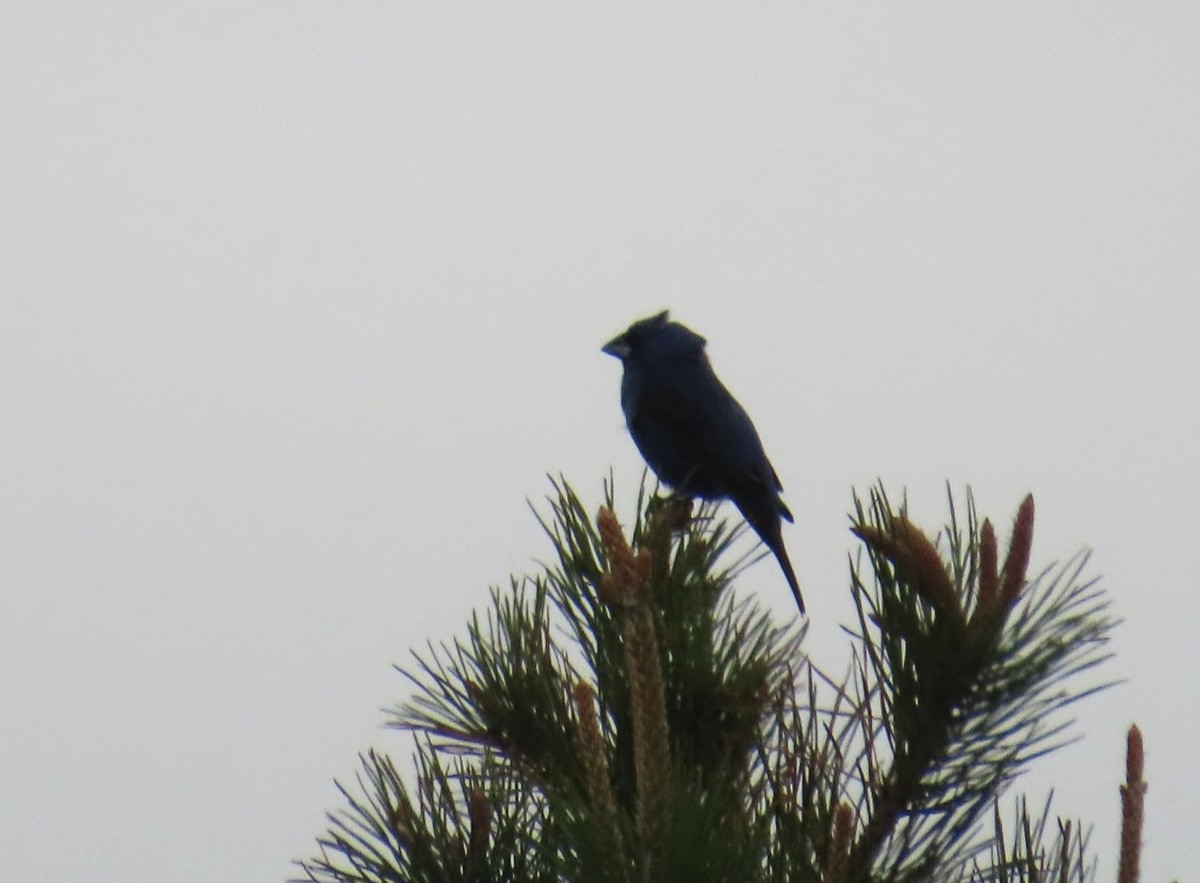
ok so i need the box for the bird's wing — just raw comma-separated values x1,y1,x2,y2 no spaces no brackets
766,457,785,492
728,460,794,523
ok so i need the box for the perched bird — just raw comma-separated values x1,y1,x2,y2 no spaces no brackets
602,311,804,613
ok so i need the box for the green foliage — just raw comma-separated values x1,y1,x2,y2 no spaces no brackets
840,486,1115,880
296,477,1117,883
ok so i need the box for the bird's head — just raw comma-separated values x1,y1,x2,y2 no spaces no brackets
602,310,707,364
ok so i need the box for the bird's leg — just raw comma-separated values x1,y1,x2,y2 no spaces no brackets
646,493,694,534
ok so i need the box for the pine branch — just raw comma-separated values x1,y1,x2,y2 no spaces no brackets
392,579,582,796
298,746,552,883
1117,725,1146,883
969,794,1094,883
296,476,1120,883
839,485,1117,881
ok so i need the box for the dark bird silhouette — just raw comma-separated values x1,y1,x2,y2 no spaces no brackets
602,310,804,613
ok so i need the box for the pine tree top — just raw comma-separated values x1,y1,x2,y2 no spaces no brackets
297,476,1120,883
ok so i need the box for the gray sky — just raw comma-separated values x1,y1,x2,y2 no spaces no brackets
2,4,1196,880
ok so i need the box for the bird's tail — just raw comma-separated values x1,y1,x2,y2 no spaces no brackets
770,539,805,615
749,509,805,614
735,493,806,614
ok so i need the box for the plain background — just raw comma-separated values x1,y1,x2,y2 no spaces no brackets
2,4,1196,881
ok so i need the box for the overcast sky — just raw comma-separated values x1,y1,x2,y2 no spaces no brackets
2,4,1196,881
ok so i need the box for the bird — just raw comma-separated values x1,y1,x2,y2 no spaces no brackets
602,310,804,613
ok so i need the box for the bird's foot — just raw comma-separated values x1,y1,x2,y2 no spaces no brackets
647,493,694,533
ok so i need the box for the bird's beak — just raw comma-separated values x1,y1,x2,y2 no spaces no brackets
601,334,631,360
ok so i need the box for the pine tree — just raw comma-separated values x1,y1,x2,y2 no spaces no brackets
295,477,1136,883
